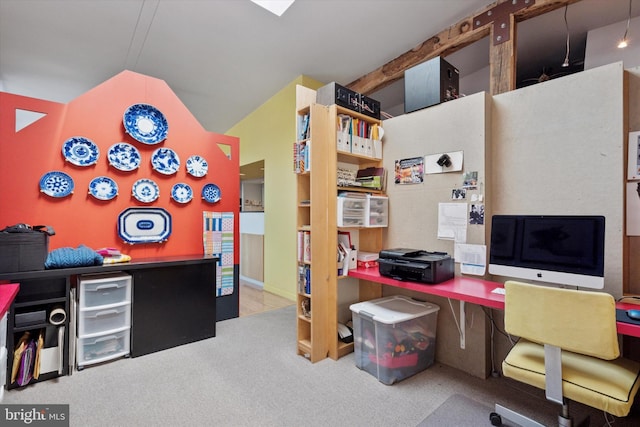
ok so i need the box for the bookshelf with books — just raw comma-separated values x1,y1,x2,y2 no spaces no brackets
294,85,384,363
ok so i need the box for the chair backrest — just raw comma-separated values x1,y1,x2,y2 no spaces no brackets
504,280,619,360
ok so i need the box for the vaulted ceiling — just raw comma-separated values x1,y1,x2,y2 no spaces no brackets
1,0,638,134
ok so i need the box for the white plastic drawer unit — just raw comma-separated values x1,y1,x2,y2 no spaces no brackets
78,303,132,336
78,273,132,308
337,197,365,227
77,328,130,366
366,196,389,227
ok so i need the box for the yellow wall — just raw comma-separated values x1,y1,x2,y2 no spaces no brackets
227,75,324,300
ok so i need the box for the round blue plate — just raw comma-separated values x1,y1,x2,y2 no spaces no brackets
186,155,208,177
132,178,160,203
40,171,74,198
202,183,221,203
171,183,193,204
62,136,99,166
88,176,118,200
151,147,180,175
108,142,141,172
123,103,168,144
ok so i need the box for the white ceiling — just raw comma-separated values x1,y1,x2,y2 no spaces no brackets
1,0,639,134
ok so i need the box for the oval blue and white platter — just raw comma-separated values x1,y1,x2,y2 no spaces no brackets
62,136,99,166
117,207,172,244
88,176,118,200
123,103,168,144
39,171,74,198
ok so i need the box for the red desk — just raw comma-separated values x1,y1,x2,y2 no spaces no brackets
349,267,640,338
0,282,19,318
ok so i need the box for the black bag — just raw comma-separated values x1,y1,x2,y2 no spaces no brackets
0,224,54,273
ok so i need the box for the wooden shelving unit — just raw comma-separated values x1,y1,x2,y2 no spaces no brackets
295,86,384,363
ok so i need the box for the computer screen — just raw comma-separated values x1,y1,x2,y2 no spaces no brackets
489,215,605,289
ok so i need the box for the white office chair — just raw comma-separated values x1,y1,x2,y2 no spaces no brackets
491,280,640,427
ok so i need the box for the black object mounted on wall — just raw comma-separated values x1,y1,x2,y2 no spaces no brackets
436,154,452,168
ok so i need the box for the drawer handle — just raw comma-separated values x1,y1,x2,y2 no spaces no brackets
94,284,122,291
94,335,119,343
94,309,119,317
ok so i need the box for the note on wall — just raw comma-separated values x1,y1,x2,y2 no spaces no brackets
437,202,467,242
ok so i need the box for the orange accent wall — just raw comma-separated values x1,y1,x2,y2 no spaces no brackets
0,71,239,262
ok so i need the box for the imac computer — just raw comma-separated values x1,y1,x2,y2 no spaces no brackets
488,215,605,290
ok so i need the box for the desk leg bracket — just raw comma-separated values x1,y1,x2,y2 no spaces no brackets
460,300,466,349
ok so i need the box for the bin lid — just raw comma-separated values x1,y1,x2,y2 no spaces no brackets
350,295,439,324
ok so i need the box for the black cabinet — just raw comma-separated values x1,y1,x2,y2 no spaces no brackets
0,255,223,388
6,277,70,389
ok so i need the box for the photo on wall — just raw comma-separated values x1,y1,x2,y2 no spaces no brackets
394,157,424,184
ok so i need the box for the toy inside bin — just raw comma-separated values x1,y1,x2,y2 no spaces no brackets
350,295,439,385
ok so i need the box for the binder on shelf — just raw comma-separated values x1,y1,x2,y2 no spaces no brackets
356,167,386,190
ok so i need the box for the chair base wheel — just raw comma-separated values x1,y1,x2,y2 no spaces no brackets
489,412,502,426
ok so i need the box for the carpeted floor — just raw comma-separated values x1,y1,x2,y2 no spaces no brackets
2,305,640,427
417,394,518,427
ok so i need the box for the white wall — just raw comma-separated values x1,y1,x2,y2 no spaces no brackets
490,62,625,298
585,15,640,70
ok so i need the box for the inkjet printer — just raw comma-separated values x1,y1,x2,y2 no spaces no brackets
378,248,454,284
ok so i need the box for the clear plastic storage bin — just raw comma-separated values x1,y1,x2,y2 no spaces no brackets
350,295,439,384
79,273,132,308
78,303,131,336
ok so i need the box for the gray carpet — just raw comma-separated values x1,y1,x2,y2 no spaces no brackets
3,305,639,427
417,394,517,427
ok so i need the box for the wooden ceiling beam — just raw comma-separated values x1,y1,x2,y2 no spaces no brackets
346,0,583,96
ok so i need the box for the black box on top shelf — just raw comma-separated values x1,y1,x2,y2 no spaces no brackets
404,56,459,113
316,82,360,113
0,232,49,273
359,94,381,120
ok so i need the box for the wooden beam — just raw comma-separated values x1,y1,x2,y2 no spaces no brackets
347,0,584,96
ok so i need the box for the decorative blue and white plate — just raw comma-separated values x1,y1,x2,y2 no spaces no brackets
151,147,180,175
108,142,141,172
132,178,160,203
202,183,221,203
117,207,172,244
62,136,99,166
88,176,118,200
186,155,208,177
39,171,74,198
123,103,168,144
171,183,193,204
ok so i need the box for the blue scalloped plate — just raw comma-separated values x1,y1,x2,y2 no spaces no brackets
108,142,141,172
123,103,168,144
202,183,221,203
118,207,171,244
62,136,99,166
171,183,193,204
132,178,159,203
39,171,74,198
151,147,180,175
88,176,118,201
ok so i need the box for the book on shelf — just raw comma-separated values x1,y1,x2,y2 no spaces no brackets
293,140,311,173
298,264,311,295
356,167,386,191
335,113,382,157
303,231,311,263
297,113,310,141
